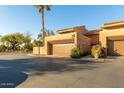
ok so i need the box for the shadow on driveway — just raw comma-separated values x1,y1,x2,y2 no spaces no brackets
0,55,100,87
0,72,27,88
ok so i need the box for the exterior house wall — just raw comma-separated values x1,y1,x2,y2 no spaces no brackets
33,26,91,56
100,28,124,48
45,32,76,55
99,28,124,55
76,32,91,53
33,26,95,57
33,20,124,57
87,34,99,45
58,26,87,34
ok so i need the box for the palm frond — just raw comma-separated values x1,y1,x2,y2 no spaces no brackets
34,5,51,13
44,5,51,11
34,5,42,13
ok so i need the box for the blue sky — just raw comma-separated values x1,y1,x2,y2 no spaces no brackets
0,5,124,39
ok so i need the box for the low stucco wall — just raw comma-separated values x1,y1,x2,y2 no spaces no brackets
33,47,40,54
33,47,45,55
40,47,45,55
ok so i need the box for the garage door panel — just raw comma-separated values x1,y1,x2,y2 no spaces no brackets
52,44,74,56
107,40,124,56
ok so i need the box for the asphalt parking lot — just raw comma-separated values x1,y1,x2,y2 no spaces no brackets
0,54,124,88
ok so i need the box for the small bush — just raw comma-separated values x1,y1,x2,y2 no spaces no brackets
91,45,102,59
0,45,6,52
70,48,80,58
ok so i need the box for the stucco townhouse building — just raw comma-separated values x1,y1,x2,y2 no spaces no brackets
33,20,124,57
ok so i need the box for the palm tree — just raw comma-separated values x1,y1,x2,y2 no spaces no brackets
37,29,55,41
35,5,51,46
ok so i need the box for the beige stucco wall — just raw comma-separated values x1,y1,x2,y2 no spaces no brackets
33,21,124,56
45,32,76,55
58,26,87,34
99,28,124,55
33,47,40,55
40,47,45,55
100,28,124,47
87,34,99,45
75,31,91,53
45,32,75,42
33,26,91,56
33,47,45,55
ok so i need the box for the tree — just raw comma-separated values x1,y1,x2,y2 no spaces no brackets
35,5,51,46
21,32,33,52
1,32,33,52
37,29,55,41
33,40,42,47
1,33,24,51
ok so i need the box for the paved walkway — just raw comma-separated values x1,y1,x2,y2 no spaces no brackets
0,54,124,87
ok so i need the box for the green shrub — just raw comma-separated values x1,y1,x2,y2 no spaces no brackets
0,45,6,52
33,40,43,47
70,48,80,58
91,45,102,58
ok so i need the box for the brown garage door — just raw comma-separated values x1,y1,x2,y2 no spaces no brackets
107,40,124,56
52,43,74,56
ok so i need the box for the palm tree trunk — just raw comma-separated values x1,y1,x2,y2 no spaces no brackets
41,7,45,46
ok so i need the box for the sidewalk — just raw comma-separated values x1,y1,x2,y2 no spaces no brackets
28,54,124,63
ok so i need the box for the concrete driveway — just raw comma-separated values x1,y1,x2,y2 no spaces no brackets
0,54,124,88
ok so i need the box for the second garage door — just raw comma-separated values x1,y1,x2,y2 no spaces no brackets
107,40,124,56
52,43,74,56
